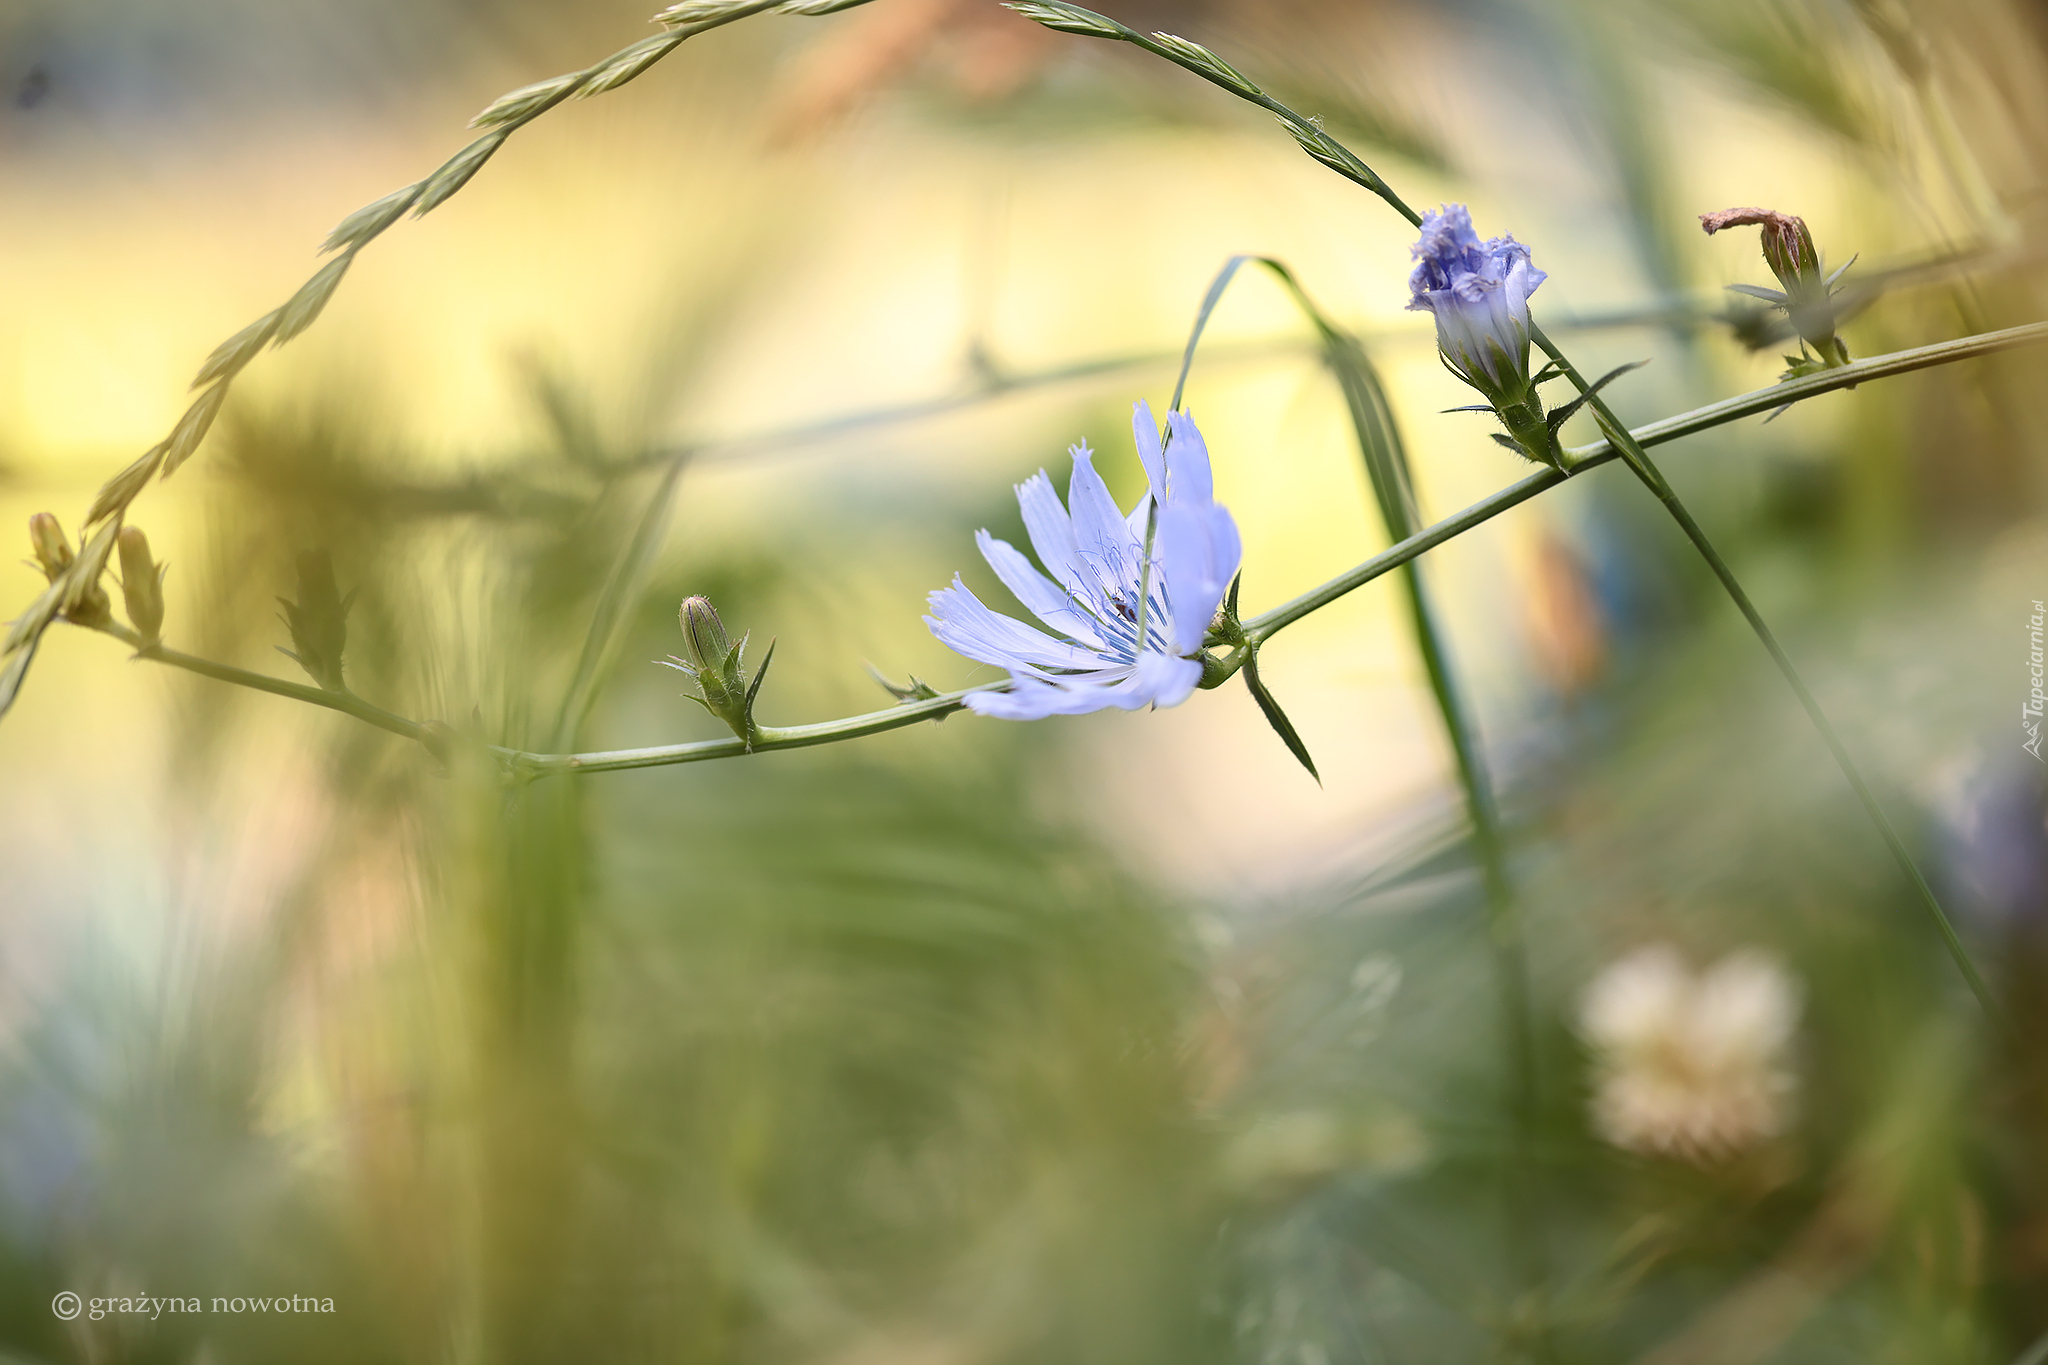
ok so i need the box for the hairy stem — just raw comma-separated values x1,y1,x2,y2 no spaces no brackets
93,619,987,778
507,689,984,779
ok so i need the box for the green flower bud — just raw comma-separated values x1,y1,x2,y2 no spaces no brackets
28,513,72,582
117,525,166,643
665,595,774,749
679,596,731,676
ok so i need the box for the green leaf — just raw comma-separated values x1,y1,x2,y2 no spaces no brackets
1171,255,1252,412
1242,647,1319,783
548,455,689,751
744,636,777,716
865,663,938,702
1544,359,1649,433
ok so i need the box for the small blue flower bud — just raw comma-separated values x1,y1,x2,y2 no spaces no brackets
1406,204,1548,408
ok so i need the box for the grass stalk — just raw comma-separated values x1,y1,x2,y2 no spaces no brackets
1177,250,1549,1347
1308,294,1549,1353
1528,320,2008,1030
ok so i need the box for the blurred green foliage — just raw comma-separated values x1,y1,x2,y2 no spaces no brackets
4,0,2048,1362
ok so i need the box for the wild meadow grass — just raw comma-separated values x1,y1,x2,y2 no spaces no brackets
2,0,2047,1361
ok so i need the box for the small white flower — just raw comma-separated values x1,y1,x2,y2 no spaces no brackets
924,402,1241,721
1578,945,1801,1163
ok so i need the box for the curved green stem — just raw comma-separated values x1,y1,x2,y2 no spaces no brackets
1243,321,2048,645
94,617,989,780
506,688,988,779
98,621,429,742
1560,319,2048,468
1004,2,1419,225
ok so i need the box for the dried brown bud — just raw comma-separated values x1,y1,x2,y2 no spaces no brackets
1699,207,1821,294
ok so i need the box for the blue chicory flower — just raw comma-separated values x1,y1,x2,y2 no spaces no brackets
926,402,1243,721
1406,203,1547,403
